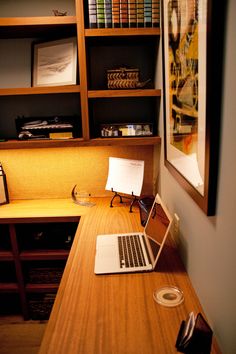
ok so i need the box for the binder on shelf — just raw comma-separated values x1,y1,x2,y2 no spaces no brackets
152,0,160,27
112,0,120,27
136,0,144,27
105,0,113,27
120,0,129,28
97,0,106,28
88,0,98,28
144,0,152,27
128,0,137,27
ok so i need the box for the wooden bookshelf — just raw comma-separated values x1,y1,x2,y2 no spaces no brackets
0,1,161,148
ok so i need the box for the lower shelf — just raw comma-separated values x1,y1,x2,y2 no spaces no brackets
28,293,56,320
0,283,19,293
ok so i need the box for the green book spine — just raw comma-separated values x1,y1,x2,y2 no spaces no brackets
97,0,105,28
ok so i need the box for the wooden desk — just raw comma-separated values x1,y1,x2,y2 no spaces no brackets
39,198,221,354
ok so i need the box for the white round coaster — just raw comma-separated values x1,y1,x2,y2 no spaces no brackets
153,286,184,307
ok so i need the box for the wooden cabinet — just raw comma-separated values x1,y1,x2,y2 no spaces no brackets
0,218,79,319
0,0,161,149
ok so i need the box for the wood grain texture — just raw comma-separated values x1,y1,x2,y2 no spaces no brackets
39,198,221,354
0,199,87,222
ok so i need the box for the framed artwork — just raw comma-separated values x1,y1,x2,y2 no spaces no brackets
161,0,225,215
32,37,77,87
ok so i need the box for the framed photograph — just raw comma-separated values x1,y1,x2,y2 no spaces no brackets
32,37,77,87
161,0,225,215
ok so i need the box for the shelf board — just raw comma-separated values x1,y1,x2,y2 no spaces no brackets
0,138,85,150
0,283,19,292
88,136,161,146
0,136,161,149
0,16,77,38
25,283,59,293
88,89,161,98
85,27,161,37
20,250,69,261
0,16,76,26
0,251,14,261
0,85,81,96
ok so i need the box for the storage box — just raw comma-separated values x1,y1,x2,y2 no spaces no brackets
107,67,140,89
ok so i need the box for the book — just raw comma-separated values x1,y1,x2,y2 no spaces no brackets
152,0,160,27
128,0,136,27
112,0,120,27
97,0,105,28
144,0,152,27
120,0,129,28
88,0,97,28
105,0,112,28
136,0,144,28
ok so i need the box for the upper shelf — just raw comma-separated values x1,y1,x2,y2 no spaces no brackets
0,17,161,38
0,16,77,38
85,28,161,37
0,17,76,26
88,89,161,98
0,85,81,96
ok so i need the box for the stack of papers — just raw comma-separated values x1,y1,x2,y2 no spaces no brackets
105,157,144,196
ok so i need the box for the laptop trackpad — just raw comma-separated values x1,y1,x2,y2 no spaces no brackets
95,236,119,273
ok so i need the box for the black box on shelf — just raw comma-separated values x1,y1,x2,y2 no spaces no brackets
15,115,80,140
28,267,64,284
28,293,56,320
138,196,155,226
100,123,153,138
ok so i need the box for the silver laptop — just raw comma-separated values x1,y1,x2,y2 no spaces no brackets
94,193,172,274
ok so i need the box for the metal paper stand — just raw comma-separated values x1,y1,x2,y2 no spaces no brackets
110,188,139,213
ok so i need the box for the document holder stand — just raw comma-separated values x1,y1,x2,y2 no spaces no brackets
175,313,213,354
110,188,139,213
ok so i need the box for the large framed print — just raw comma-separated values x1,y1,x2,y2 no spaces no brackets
161,0,225,215
32,37,77,87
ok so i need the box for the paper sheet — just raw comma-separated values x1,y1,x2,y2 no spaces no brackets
105,157,144,196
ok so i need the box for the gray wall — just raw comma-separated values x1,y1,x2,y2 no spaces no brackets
159,0,236,352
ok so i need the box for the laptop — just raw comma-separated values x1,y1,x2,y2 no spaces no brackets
94,193,172,274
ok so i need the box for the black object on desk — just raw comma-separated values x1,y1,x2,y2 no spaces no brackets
176,312,213,354
138,196,155,226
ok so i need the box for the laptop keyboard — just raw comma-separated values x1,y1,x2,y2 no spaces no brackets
118,235,146,268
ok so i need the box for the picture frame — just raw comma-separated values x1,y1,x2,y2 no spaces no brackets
161,0,225,215
32,37,77,87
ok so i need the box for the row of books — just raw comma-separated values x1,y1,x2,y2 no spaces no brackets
88,0,160,28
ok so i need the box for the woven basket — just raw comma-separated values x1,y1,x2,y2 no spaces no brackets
107,67,140,89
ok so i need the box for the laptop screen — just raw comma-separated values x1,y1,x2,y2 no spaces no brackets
145,196,172,263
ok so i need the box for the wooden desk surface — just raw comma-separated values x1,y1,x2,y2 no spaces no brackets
37,198,221,354
0,198,88,222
